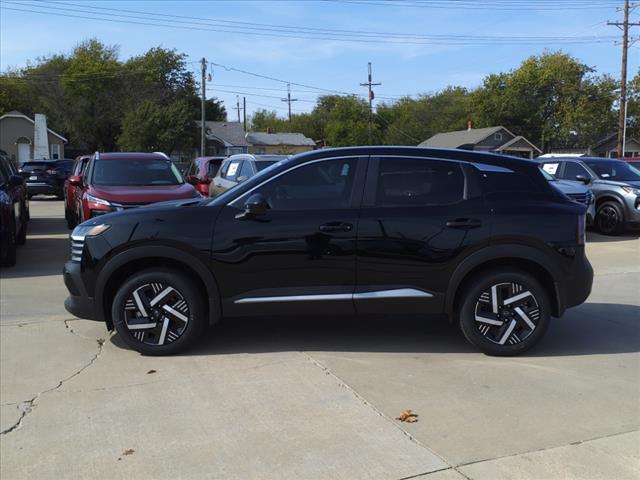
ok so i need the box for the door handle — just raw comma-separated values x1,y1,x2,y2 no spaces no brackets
319,222,353,233
445,218,482,229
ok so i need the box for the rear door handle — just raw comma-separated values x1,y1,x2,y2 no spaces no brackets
319,222,353,233
445,218,482,229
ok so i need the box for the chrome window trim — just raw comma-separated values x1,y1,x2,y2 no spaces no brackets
228,156,362,208
234,288,432,304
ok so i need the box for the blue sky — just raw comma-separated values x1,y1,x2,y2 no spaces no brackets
1,0,638,118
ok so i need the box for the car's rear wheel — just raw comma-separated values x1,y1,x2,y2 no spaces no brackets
596,201,624,235
15,220,26,245
66,208,77,229
1,220,17,267
457,269,551,356
112,269,207,355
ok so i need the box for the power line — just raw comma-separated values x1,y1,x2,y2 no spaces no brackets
322,0,621,11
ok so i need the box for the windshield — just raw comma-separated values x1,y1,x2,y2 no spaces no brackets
584,161,640,182
92,159,183,186
20,162,55,172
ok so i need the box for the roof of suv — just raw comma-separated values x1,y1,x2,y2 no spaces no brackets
95,152,169,161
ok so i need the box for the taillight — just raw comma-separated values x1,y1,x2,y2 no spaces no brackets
577,214,586,245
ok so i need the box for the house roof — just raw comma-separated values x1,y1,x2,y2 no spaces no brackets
495,135,542,154
197,121,250,147
246,132,315,147
591,132,640,150
419,126,507,149
0,110,68,142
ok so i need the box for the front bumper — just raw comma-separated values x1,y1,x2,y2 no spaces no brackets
63,260,100,320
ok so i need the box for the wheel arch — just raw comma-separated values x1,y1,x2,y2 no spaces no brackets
96,246,221,330
445,245,563,319
595,193,625,210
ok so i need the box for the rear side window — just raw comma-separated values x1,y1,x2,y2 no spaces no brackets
541,162,560,176
479,171,537,194
375,158,465,206
206,160,222,178
223,160,241,181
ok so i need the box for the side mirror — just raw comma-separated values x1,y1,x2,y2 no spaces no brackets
68,175,83,187
8,175,23,187
575,175,591,185
235,193,269,220
236,175,249,183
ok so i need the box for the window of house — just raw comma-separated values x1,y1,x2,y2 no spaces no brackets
257,158,357,210
375,158,465,206
50,144,61,159
494,132,503,141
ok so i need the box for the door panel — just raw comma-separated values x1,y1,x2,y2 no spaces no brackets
211,156,365,316
356,156,491,315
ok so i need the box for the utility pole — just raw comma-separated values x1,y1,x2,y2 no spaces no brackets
280,83,298,124
243,96,247,132
200,57,207,156
608,0,639,157
360,62,381,145
234,95,243,123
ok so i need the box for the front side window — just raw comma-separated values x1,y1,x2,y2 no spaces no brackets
239,161,254,179
375,158,465,206
560,162,590,181
91,159,183,186
257,158,357,210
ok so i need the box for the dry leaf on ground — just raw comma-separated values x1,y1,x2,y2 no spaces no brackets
396,409,419,422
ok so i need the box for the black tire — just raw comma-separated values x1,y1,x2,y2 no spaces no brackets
66,208,77,229
457,268,551,356
1,220,17,267
111,269,208,355
15,220,27,245
596,201,625,235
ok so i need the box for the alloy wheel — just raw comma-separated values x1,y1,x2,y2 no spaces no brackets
474,282,540,346
124,282,190,345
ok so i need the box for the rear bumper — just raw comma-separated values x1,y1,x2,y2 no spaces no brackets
26,183,59,195
557,247,593,314
63,261,101,321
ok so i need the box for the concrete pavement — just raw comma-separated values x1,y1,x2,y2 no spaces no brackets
0,199,638,479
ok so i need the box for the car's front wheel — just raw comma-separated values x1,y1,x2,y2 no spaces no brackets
111,269,207,355
457,269,551,356
596,201,624,235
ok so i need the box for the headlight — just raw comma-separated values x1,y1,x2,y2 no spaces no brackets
86,193,111,207
71,224,110,240
621,186,640,196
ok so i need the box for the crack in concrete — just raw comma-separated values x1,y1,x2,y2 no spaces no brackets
0,323,105,436
302,351,462,478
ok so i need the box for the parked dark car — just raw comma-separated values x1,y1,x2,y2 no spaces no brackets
64,155,91,229
183,156,226,196
67,152,201,222
63,147,593,357
209,154,286,197
0,155,29,266
539,157,640,234
20,159,74,199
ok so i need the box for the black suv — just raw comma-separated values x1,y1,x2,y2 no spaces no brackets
20,159,74,198
63,147,593,356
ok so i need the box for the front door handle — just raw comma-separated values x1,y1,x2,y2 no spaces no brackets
445,218,482,229
319,222,353,233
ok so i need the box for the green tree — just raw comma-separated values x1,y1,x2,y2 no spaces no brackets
249,109,287,132
472,51,617,151
627,69,640,140
205,98,227,121
118,100,197,154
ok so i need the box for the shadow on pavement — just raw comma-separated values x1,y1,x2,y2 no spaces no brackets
586,230,639,243
109,302,639,358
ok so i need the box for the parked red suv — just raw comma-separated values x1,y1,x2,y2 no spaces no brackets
68,152,201,222
183,156,226,196
64,155,90,228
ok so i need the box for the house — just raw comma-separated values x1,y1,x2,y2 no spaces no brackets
589,133,640,158
196,121,250,156
0,111,67,163
419,125,541,159
246,132,316,155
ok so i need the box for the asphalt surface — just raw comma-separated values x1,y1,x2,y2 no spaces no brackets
1,199,638,480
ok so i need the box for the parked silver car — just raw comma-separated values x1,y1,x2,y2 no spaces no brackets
209,154,287,198
539,157,640,234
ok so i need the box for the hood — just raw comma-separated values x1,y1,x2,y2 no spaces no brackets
89,183,199,204
549,179,589,195
594,179,640,189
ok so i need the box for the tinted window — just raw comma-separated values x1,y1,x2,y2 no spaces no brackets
376,158,465,206
560,162,590,181
0,162,8,184
258,158,357,210
91,159,183,186
206,160,222,177
480,171,536,194
255,160,277,172
239,161,254,179
185,160,198,177
584,161,640,181
20,161,53,172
